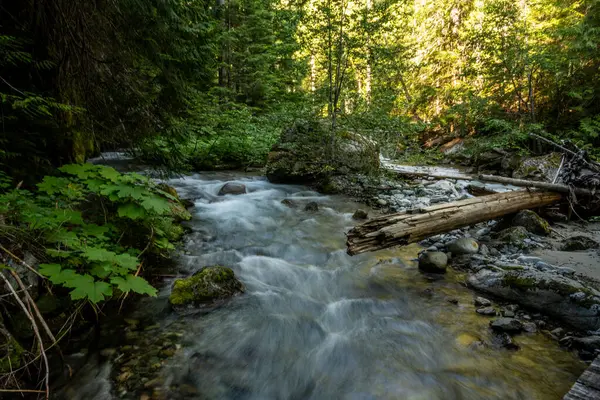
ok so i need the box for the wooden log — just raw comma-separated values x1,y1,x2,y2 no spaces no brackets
346,190,562,255
387,167,595,196
478,174,595,196
563,355,600,399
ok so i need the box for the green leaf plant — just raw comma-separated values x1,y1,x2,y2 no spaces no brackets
1,164,190,304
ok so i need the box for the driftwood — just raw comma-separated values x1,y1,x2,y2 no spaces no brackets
346,190,562,255
477,175,596,196
563,355,600,400
388,168,596,196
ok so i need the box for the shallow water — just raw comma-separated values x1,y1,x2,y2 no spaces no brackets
65,172,584,399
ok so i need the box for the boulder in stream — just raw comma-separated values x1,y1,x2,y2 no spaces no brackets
418,252,448,273
447,238,479,255
218,182,247,196
468,267,600,331
490,318,523,333
169,266,244,311
305,202,319,212
352,209,368,220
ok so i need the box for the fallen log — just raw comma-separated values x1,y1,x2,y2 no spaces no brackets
478,174,595,196
387,167,596,196
346,190,562,255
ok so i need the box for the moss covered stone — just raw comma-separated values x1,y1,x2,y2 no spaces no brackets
496,226,529,245
511,210,550,236
169,266,244,311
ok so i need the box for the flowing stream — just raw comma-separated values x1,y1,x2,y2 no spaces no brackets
64,171,584,400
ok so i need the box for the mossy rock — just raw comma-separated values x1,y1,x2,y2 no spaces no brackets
0,331,24,374
562,236,600,251
495,226,529,245
512,153,562,182
169,266,244,311
511,210,550,236
158,183,180,200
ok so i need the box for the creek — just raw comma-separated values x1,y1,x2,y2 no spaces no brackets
62,171,585,400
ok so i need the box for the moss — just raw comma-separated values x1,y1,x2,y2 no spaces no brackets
0,335,24,373
502,274,537,290
496,226,528,244
168,266,243,307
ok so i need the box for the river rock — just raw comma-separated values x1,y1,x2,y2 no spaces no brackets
447,238,479,255
474,296,492,307
218,182,247,196
511,210,550,236
418,252,448,274
281,199,297,208
169,266,244,311
572,336,600,351
352,209,368,220
490,318,523,333
468,267,600,331
476,307,497,316
495,226,529,245
493,332,520,350
305,202,319,212
562,235,600,251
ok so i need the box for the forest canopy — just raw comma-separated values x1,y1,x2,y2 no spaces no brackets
1,0,599,179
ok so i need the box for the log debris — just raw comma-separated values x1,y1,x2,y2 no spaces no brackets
346,190,562,255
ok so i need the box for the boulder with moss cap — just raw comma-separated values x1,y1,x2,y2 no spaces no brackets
169,266,244,312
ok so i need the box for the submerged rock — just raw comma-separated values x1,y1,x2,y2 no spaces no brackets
352,209,369,220
511,210,550,236
169,266,244,311
468,267,600,331
562,235,600,251
305,202,319,212
218,182,247,196
490,318,523,333
281,199,297,208
418,252,448,274
447,238,479,255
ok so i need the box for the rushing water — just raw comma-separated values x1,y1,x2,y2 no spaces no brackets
64,172,584,400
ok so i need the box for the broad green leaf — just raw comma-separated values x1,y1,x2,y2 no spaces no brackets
68,274,113,303
111,275,157,296
37,176,72,195
59,164,98,179
140,196,170,214
39,263,62,281
117,203,147,220
97,166,121,182
82,247,117,262
113,253,139,270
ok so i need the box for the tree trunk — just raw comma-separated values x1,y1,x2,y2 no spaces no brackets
346,190,562,255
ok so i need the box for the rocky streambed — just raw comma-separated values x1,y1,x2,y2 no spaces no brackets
57,168,597,400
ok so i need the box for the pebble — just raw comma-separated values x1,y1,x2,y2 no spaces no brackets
551,328,564,338
557,267,576,276
479,244,490,256
474,296,492,307
523,322,538,333
503,310,515,318
570,291,587,301
377,199,388,206
516,255,542,265
490,318,524,333
476,307,497,316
